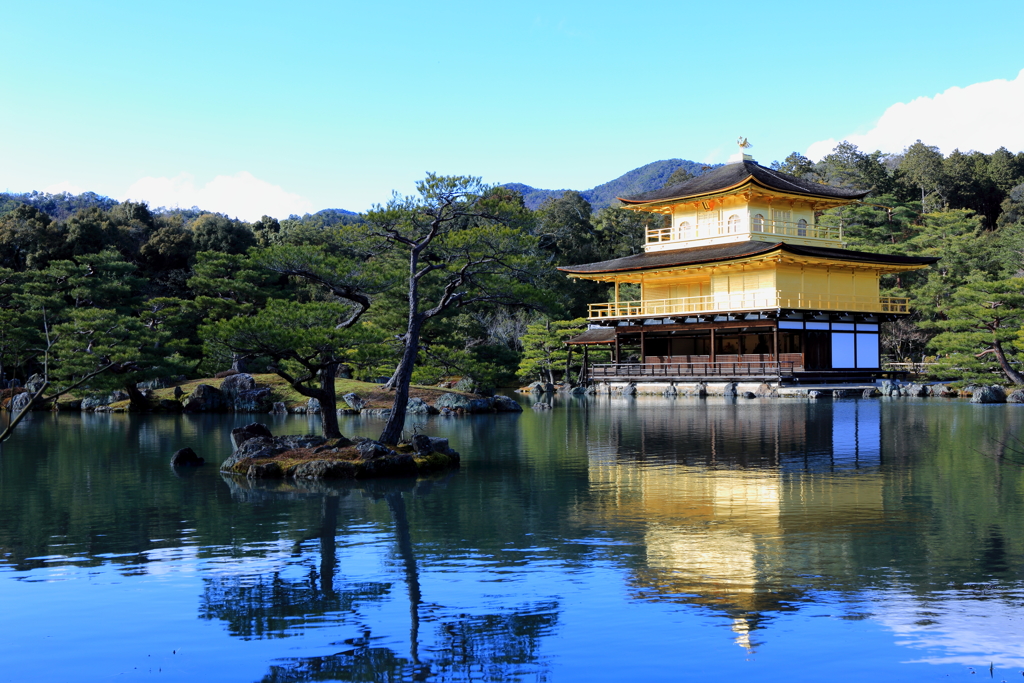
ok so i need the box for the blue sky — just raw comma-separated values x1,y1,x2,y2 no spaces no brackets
1,0,1022,220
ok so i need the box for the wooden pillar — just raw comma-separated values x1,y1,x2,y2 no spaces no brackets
614,334,621,364
710,328,716,365
773,324,779,363
640,329,646,364
582,345,590,385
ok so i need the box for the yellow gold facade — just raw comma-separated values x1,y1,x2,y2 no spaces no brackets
574,253,920,320
641,188,848,251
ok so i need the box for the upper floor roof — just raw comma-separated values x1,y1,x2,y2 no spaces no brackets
558,240,939,278
618,160,868,207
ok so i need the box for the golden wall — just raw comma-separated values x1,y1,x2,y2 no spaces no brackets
637,261,879,308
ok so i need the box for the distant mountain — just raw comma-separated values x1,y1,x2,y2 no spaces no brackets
285,208,361,225
0,191,361,225
505,159,718,211
3,159,723,224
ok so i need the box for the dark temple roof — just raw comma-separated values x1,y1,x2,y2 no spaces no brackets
566,327,617,345
618,160,869,205
557,241,939,275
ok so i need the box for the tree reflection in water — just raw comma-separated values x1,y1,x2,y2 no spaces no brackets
258,606,558,683
207,476,559,681
199,492,392,639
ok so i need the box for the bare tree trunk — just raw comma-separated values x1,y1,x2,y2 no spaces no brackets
318,363,342,439
992,340,1024,385
379,317,421,445
125,383,149,411
277,365,342,439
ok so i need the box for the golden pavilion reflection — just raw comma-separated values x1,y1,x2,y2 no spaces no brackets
580,399,886,650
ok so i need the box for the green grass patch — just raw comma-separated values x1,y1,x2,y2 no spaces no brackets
149,373,475,410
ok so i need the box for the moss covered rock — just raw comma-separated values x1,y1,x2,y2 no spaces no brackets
220,423,459,480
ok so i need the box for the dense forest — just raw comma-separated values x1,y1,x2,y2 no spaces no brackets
2,139,1024,406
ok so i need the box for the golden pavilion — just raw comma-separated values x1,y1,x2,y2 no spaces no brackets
559,149,937,383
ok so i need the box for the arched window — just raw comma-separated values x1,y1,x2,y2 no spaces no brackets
679,220,692,239
797,218,808,237
727,214,740,233
752,214,764,232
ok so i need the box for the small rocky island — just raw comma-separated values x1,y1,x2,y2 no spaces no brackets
220,423,460,480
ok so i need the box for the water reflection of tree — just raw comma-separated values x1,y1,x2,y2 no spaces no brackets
200,493,392,639
258,604,558,683
215,477,560,681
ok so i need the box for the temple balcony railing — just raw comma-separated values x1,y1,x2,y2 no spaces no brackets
646,218,842,247
589,360,797,379
587,294,910,319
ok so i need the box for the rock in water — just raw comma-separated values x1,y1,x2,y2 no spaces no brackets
234,388,273,413
466,398,494,413
181,384,226,412
356,440,395,459
247,462,282,478
971,386,1006,404
10,392,33,414
171,447,205,467
407,397,438,414
411,433,433,455
231,423,274,450
492,395,523,412
906,383,927,397
434,393,473,411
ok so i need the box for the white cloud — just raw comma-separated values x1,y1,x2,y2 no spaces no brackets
122,171,315,222
43,181,86,195
702,147,724,165
807,68,1024,160
870,588,1024,668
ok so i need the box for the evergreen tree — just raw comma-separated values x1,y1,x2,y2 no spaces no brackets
927,278,1024,384
517,318,592,384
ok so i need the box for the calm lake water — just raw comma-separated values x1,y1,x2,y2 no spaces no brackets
1,395,1023,682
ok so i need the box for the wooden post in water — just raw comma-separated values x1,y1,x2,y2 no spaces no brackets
581,345,590,385
773,324,780,376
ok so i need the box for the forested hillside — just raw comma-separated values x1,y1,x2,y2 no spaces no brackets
2,140,1024,397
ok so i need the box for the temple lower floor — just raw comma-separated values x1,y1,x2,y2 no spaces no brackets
569,310,900,384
